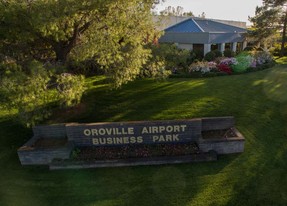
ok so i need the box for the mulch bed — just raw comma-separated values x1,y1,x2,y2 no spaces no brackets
73,142,199,161
202,127,237,139
33,138,67,148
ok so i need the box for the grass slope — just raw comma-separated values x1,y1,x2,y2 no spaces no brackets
1,65,287,206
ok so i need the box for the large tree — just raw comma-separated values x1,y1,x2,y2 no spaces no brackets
249,4,281,49
265,0,287,55
0,0,161,87
250,0,287,55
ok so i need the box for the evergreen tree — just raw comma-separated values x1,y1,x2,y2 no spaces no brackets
249,3,282,49
264,0,287,56
250,0,287,55
0,0,162,87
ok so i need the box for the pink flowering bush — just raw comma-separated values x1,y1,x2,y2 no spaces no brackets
219,58,238,66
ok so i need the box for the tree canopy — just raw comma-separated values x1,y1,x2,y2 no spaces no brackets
249,0,287,55
159,6,194,17
0,0,166,126
249,4,281,48
0,0,161,87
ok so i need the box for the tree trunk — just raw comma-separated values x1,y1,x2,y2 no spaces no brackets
53,40,76,63
55,47,70,63
280,9,287,57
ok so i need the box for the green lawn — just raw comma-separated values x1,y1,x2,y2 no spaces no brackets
1,65,287,206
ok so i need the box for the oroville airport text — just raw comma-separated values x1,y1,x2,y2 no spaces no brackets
83,124,188,145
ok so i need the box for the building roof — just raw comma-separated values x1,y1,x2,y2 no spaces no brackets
160,17,247,44
165,19,203,33
164,17,246,33
152,16,247,31
195,19,246,33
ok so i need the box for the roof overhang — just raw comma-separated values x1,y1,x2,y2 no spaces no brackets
159,32,246,44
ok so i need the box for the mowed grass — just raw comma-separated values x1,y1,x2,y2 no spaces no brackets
1,65,287,206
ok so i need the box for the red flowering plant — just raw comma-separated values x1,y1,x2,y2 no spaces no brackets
217,63,232,75
216,57,237,74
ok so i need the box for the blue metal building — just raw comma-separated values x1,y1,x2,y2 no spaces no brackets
158,17,247,55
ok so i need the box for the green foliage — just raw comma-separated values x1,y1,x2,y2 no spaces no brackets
243,46,255,51
213,50,223,58
57,73,86,107
0,62,55,127
0,57,22,77
224,49,235,57
248,2,284,50
204,51,216,61
0,0,161,88
0,61,86,127
270,42,287,56
104,43,152,88
249,4,281,45
140,57,171,79
71,148,81,159
66,59,104,76
231,52,253,73
149,44,191,73
192,49,204,61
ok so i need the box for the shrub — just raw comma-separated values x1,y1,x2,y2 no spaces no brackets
189,61,210,74
204,51,216,61
150,43,191,72
0,61,55,127
213,50,223,58
189,61,218,74
0,61,87,127
217,64,232,75
252,51,274,65
232,52,253,73
192,49,204,61
187,50,198,65
56,73,86,107
219,57,238,66
224,49,235,57
243,46,254,51
140,57,171,79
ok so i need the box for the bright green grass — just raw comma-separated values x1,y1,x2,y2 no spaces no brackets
1,66,287,206
275,56,287,65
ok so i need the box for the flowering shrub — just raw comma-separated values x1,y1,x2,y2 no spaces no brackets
189,61,211,73
219,58,238,66
216,57,238,74
208,61,217,69
184,51,274,77
217,64,232,74
253,51,273,65
250,59,257,68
